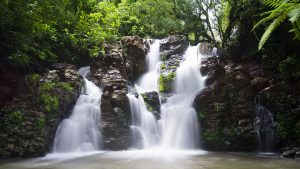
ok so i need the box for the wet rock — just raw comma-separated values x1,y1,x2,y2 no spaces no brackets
160,35,189,60
283,149,297,158
141,91,161,119
158,35,188,94
121,36,147,81
195,60,258,151
250,77,270,92
159,54,183,93
90,40,131,150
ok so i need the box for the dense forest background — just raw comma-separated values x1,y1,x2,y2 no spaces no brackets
0,0,299,76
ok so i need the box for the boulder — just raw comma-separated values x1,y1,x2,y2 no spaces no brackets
141,91,161,119
121,36,147,81
160,35,189,60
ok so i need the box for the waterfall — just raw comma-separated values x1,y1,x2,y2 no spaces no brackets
127,94,159,148
53,67,102,152
128,40,161,149
136,40,161,93
254,96,275,152
128,42,206,150
159,45,205,149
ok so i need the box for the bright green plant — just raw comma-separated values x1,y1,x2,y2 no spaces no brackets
253,0,300,49
159,72,176,93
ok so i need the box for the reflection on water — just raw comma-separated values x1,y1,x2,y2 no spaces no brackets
1,151,299,169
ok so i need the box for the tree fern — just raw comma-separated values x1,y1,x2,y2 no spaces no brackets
262,0,285,8
259,13,288,49
253,0,300,49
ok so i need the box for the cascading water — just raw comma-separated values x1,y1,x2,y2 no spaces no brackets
136,40,161,92
128,40,161,149
254,96,275,152
127,94,159,148
53,67,102,152
159,45,205,149
127,42,206,150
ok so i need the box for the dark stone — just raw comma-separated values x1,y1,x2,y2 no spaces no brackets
160,35,189,60
282,149,297,158
90,40,134,150
121,36,147,81
250,77,270,92
141,91,161,119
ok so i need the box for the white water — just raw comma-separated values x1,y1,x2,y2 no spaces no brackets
136,40,161,93
128,43,206,150
127,94,159,148
53,67,102,152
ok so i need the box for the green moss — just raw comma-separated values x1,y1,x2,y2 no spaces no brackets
25,74,41,92
38,82,73,113
59,82,74,92
40,93,59,113
6,111,23,125
203,131,220,142
159,72,176,93
161,62,166,70
198,110,207,119
36,117,45,131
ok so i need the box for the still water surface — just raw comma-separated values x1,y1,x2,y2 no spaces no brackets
1,151,299,169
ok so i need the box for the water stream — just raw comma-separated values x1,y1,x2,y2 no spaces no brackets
254,96,275,152
52,67,102,152
128,41,206,150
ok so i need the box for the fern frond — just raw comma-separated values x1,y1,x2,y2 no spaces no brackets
262,0,285,8
288,4,300,23
258,13,288,49
252,9,283,31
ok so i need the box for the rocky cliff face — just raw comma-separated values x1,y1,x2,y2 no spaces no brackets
89,36,147,150
194,54,300,155
0,63,83,158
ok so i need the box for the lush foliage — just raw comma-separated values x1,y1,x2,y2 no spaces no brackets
253,0,300,49
0,0,299,70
